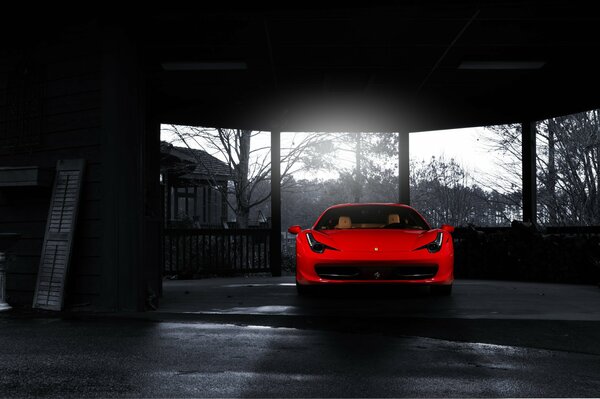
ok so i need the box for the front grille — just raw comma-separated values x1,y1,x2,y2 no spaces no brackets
315,264,438,280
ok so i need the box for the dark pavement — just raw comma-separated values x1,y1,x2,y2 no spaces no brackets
1,278,600,397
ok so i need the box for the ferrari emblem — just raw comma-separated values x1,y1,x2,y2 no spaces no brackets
374,272,382,279
374,247,379,251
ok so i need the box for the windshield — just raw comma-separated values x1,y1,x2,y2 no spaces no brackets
314,205,430,231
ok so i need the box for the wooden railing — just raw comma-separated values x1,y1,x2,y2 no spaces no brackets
163,228,271,276
453,224,600,284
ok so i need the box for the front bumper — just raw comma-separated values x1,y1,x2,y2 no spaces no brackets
296,246,454,286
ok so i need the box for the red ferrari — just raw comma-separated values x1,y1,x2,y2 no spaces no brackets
288,203,454,295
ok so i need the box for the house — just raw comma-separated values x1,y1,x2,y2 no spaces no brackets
160,142,231,228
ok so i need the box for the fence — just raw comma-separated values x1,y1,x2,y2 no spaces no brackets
453,224,600,284
163,228,271,277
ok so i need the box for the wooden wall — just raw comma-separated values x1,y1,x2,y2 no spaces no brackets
0,25,103,307
0,22,159,311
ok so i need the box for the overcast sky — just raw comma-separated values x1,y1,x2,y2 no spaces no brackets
162,125,501,180
410,127,498,176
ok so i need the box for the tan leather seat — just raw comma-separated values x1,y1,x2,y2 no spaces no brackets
335,216,352,229
388,214,400,224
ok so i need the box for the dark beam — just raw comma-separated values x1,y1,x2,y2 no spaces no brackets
143,117,163,305
270,130,282,277
101,26,146,311
522,121,537,223
398,131,410,205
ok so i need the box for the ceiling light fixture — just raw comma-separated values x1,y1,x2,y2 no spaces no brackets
458,61,545,70
161,61,248,71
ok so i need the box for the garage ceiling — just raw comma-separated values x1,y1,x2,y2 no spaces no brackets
11,3,600,132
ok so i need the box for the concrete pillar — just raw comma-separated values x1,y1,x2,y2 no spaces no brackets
522,121,537,223
270,130,282,277
398,131,410,205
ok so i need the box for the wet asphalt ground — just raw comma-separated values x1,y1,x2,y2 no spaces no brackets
1,278,600,397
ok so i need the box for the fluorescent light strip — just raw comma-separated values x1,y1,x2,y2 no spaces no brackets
458,61,545,70
162,61,248,71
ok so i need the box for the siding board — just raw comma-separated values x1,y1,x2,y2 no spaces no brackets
42,128,102,149
45,54,102,81
44,108,102,133
45,74,101,98
0,161,103,183
8,253,102,275
44,90,101,116
0,199,102,223
6,273,37,292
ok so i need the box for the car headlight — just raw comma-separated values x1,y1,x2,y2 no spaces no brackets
306,233,337,254
416,232,444,253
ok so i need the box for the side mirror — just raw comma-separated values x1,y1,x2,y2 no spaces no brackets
288,225,302,235
441,224,455,233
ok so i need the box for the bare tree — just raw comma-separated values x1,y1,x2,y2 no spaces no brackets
538,112,600,225
411,156,484,226
483,110,600,226
164,125,331,228
313,132,399,202
476,124,523,219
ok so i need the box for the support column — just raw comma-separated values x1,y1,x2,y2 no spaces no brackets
398,131,410,205
142,118,163,306
270,130,282,277
101,26,146,311
522,121,537,223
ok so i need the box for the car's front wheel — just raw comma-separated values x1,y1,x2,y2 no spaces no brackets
430,284,452,296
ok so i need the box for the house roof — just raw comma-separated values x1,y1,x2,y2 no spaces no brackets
160,142,232,180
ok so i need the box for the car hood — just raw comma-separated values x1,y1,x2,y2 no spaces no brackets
311,229,439,252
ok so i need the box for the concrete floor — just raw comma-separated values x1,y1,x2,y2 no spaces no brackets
159,276,600,321
1,277,599,397
154,277,600,355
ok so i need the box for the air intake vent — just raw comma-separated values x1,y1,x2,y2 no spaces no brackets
315,264,438,280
